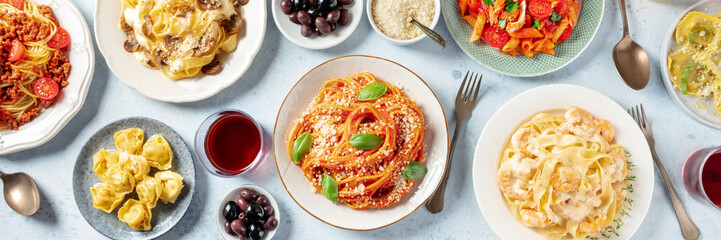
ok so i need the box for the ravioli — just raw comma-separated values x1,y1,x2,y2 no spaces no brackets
105,165,136,194
141,135,173,170
118,198,152,231
118,152,151,182
90,183,126,213
114,128,145,154
136,176,162,208
675,12,721,48
93,149,120,183
155,171,184,204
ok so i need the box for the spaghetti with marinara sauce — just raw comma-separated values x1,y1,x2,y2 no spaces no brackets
0,0,71,130
288,72,426,209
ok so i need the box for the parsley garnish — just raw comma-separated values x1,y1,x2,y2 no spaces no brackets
531,19,540,28
505,0,518,13
483,0,494,5
550,11,562,22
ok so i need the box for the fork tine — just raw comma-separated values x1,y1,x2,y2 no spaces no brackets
471,75,483,101
635,105,642,128
464,73,476,101
629,107,638,127
456,71,469,99
640,104,648,129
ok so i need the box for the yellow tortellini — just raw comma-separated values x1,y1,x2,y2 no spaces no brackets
93,149,119,183
105,165,136,194
155,171,185,204
141,135,173,170
114,128,145,154
118,152,151,182
118,199,153,231
89,128,185,231
90,183,126,213
136,176,162,208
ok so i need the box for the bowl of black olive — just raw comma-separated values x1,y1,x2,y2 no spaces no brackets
271,0,363,49
218,185,280,240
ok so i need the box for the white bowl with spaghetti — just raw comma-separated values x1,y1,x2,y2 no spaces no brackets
94,0,267,103
366,0,441,45
0,0,95,155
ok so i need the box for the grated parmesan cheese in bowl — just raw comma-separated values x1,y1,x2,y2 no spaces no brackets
368,0,438,43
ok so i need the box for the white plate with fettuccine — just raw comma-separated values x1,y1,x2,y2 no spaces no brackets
473,84,653,240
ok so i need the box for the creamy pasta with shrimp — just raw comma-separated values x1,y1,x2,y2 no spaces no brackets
497,107,629,239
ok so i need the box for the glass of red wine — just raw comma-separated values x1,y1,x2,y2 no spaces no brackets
683,146,721,210
195,109,266,177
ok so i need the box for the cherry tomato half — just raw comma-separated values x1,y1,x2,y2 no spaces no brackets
555,0,568,16
557,25,573,42
47,27,71,49
0,0,24,10
528,0,553,18
33,77,59,100
483,26,512,48
7,39,25,62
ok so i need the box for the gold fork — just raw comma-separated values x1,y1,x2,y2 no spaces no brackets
427,71,483,213
629,104,700,240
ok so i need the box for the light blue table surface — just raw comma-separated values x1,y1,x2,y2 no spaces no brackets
1,0,719,239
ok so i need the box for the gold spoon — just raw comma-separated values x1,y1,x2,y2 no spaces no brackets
411,17,446,48
612,0,649,90
0,170,41,216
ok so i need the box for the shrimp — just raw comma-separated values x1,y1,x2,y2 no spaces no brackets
607,152,629,183
565,107,593,127
511,127,533,152
550,166,581,193
551,198,590,222
594,118,615,142
613,181,628,207
497,160,535,200
578,214,608,236
520,208,550,228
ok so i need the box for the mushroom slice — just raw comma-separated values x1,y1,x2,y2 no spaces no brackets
201,56,222,75
220,13,243,35
193,33,217,57
163,35,183,51
151,48,170,67
196,0,222,10
123,33,140,53
119,14,133,32
171,5,192,17
233,0,248,7
142,14,153,37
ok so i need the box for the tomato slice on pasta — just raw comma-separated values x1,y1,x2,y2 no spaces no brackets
47,27,71,49
33,77,59,100
555,0,568,16
557,25,573,42
7,39,25,62
528,0,553,18
483,26,511,48
1,0,24,10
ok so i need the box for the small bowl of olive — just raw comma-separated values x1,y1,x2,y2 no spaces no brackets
217,185,280,240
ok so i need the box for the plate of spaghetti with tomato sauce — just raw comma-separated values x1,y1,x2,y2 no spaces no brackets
444,0,604,76
0,0,94,155
273,55,448,230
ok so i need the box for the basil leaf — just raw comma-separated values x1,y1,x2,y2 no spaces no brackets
681,64,707,95
349,134,384,150
402,161,428,180
550,11,562,22
689,27,710,45
532,19,540,28
321,174,338,203
356,82,387,101
499,19,507,30
505,0,518,13
483,0,494,5
292,132,312,164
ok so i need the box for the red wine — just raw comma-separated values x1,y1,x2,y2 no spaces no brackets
205,114,261,174
702,153,721,206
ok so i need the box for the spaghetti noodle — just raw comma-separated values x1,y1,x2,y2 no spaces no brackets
0,0,71,130
288,72,426,209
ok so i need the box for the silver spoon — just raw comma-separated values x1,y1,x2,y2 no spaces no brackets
612,0,650,90
0,170,40,216
411,17,446,48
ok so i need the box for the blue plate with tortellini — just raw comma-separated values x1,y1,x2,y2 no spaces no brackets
72,117,195,239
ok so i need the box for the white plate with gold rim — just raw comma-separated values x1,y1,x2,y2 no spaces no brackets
473,84,654,239
0,0,95,155
94,0,266,103
273,55,448,230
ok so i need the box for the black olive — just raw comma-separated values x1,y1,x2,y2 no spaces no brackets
280,0,293,14
306,6,321,18
239,188,257,201
223,201,240,222
248,222,265,240
256,195,268,206
245,203,265,222
263,205,274,218
317,0,337,11
292,0,308,10
263,216,278,230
